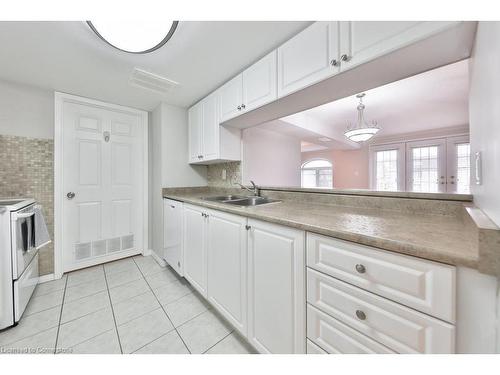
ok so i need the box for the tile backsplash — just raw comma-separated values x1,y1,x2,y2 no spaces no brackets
207,161,242,188
0,135,54,275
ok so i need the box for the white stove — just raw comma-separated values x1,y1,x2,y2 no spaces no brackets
0,198,40,330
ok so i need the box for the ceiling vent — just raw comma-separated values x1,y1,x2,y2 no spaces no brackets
130,68,179,94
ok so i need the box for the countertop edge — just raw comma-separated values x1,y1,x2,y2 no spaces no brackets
163,193,480,271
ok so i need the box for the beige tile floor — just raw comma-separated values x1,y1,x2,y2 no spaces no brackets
0,255,257,354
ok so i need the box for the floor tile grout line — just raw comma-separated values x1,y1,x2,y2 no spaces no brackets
103,266,124,354
202,330,235,354
130,327,178,354
53,274,69,354
63,328,116,353
133,256,192,354
0,323,61,348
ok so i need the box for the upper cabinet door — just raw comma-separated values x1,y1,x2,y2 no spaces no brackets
277,22,340,98
218,74,243,123
242,51,277,112
339,21,459,71
188,102,202,163
201,93,219,161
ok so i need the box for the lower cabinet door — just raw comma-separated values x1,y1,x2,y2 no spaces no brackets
183,204,207,297
206,209,248,336
163,199,183,276
247,219,306,353
307,304,395,354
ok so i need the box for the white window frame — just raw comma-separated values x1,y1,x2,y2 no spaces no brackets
369,143,406,191
301,159,333,189
446,135,471,193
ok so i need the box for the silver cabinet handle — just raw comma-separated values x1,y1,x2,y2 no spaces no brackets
330,59,339,66
237,105,242,110
355,264,366,274
241,104,246,109
341,54,351,62
170,205,175,209
66,192,76,200
356,310,366,320
245,225,251,230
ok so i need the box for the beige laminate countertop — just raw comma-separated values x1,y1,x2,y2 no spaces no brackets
163,189,481,270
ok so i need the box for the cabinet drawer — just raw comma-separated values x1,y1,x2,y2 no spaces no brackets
306,233,455,322
306,339,328,354
307,269,455,353
307,304,395,354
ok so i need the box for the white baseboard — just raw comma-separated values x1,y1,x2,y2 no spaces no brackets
150,249,167,267
38,273,56,283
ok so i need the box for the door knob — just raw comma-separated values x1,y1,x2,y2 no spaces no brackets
355,310,366,320
355,264,366,274
66,192,76,200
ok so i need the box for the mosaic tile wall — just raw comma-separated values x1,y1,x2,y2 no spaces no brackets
207,161,242,188
0,135,54,275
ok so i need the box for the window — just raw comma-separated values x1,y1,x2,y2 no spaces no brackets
410,145,440,193
301,159,333,188
370,143,405,191
455,143,470,194
375,149,399,191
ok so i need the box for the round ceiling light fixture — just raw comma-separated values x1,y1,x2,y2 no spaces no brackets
87,20,178,54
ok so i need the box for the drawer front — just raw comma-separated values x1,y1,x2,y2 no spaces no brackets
14,253,39,321
307,233,455,322
307,304,395,354
306,339,328,354
307,269,455,353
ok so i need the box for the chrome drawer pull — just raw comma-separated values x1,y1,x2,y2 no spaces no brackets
356,310,366,320
355,264,366,274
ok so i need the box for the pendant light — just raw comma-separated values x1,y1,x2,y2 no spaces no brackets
344,93,380,142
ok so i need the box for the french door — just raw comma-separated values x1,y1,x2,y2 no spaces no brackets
371,135,470,193
406,136,470,193
56,93,148,274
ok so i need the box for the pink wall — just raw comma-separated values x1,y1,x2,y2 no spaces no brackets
301,147,370,189
242,126,302,186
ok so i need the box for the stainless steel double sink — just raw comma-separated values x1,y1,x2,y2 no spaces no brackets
202,195,280,207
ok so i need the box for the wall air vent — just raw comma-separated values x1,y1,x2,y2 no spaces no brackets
130,68,179,94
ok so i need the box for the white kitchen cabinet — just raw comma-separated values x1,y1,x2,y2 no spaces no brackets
242,50,277,113
163,198,183,276
218,74,243,123
339,21,459,71
188,93,241,165
247,219,306,354
187,102,202,164
183,204,207,297
277,21,340,98
206,209,248,336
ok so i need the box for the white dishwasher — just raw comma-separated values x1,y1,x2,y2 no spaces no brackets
163,198,184,276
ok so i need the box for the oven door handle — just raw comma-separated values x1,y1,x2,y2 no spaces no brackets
14,212,35,220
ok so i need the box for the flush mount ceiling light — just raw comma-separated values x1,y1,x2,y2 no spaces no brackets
87,20,178,54
344,93,380,143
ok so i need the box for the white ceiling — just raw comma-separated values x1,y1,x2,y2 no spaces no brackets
285,59,470,148
0,21,310,110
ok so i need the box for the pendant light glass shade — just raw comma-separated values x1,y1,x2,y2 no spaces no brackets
344,93,380,142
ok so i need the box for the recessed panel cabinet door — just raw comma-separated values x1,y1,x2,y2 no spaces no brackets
183,204,207,297
207,210,247,336
163,199,183,276
218,74,243,123
242,50,277,112
339,21,459,71
188,102,203,163
247,219,306,353
277,21,340,98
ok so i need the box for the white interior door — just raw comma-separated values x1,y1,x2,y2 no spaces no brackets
60,97,146,272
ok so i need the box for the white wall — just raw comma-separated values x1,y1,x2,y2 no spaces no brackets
0,79,54,139
469,22,500,226
150,102,207,256
242,126,301,186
